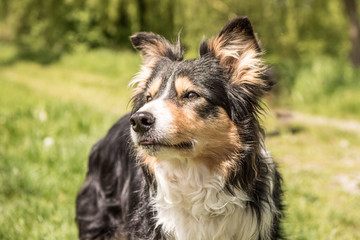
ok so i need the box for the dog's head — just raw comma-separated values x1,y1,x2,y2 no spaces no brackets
129,17,272,174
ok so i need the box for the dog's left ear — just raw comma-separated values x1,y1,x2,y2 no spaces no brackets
130,32,183,65
201,17,272,95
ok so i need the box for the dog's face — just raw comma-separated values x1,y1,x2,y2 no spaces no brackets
130,57,240,167
129,17,272,172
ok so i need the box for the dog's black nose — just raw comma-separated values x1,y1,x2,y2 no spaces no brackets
130,112,155,133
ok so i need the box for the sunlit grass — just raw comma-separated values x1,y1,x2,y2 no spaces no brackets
0,47,138,239
0,79,119,239
265,113,360,239
1,46,360,239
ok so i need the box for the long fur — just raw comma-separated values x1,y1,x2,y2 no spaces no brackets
76,17,284,240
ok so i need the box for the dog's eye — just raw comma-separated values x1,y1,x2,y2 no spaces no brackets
184,91,200,100
146,95,153,102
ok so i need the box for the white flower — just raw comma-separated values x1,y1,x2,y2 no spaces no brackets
38,110,48,122
43,137,54,148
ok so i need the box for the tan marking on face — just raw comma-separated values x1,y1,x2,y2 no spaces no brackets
191,108,241,176
147,77,162,98
166,101,241,175
174,76,197,97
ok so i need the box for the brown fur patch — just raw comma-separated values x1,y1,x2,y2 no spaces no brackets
130,32,183,64
190,108,241,176
174,76,198,97
147,77,162,98
166,101,241,175
141,38,168,59
208,33,266,88
138,149,158,174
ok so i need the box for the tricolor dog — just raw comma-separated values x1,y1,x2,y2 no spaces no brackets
76,17,284,240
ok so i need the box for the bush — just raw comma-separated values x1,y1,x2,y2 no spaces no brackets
273,55,360,119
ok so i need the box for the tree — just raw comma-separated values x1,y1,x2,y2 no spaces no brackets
343,0,360,67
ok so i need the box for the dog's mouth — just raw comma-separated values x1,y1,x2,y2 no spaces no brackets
139,139,193,151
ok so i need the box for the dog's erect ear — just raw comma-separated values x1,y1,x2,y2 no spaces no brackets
130,32,183,64
201,17,270,93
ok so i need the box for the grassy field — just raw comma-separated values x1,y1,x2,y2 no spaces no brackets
1,45,360,239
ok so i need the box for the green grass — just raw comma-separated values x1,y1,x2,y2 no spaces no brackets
265,114,360,239
1,45,360,239
0,81,114,239
0,46,139,239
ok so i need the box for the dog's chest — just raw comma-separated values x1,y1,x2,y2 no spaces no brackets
151,162,259,240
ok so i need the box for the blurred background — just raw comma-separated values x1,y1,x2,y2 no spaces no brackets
0,0,359,239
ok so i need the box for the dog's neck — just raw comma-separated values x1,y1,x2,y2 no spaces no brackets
150,156,263,240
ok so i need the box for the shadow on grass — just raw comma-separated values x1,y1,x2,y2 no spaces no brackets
0,47,62,66
0,42,135,66
267,124,307,137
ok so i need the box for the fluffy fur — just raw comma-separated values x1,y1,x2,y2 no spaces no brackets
76,17,284,240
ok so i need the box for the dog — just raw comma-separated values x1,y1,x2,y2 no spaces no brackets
76,17,284,240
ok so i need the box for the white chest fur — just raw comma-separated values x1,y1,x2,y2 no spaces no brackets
151,160,271,240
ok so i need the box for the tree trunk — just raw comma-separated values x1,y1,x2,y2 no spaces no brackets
137,0,146,31
167,0,175,37
343,0,360,67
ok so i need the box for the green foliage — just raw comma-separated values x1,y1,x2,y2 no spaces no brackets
0,0,134,61
273,55,360,119
0,0,179,60
0,0,354,63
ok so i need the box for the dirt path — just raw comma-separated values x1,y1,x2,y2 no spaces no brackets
275,110,360,135
274,109,360,195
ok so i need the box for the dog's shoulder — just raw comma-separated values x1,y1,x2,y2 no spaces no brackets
88,114,133,167
76,113,146,240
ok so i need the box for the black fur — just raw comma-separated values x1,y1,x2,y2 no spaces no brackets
76,115,162,239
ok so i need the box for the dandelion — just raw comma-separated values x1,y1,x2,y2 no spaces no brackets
38,109,48,122
43,137,54,148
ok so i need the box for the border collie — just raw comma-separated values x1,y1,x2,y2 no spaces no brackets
76,17,284,240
